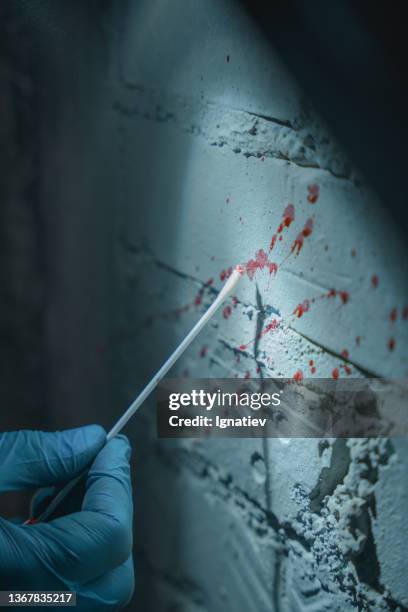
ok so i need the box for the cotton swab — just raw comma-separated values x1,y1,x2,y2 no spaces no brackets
26,265,243,524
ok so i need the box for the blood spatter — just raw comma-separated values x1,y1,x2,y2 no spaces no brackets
309,359,314,366
194,293,202,306
220,270,226,281
307,184,320,203
269,234,277,251
339,291,349,304
388,338,396,351
340,364,352,375
291,218,314,255
311,367,317,374
341,349,349,359
232,296,239,307
200,346,208,358
239,344,247,351
241,249,278,280
293,370,304,383
277,204,295,234
390,308,397,322
371,275,379,288
293,299,310,318
332,368,340,379
255,249,268,269
223,305,232,319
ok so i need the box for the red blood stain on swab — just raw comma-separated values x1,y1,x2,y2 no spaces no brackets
390,308,397,322
371,275,379,288
307,184,320,203
332,368,340,379
293,370,304,383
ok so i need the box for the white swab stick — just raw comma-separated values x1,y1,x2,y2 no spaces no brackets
29,266,243,523
107,266,242,440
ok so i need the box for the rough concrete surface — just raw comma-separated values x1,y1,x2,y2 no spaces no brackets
112,1,408,610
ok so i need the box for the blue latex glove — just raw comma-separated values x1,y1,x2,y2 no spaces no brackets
0,426,134,611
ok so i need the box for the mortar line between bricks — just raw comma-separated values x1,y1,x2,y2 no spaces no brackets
113,97,348,177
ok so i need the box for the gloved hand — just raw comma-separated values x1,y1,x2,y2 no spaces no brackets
0,426,134,611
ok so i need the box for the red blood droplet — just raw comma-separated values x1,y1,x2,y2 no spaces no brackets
328,289,337,298
341,349,349,360
194,293,202,306
332,368,340,379
309,359,314,366
220,269,226,281
269,234,277,251
293,370,304,383
302,218,314,238
268,262,278,275
223,305,232,319
390,308,397,322
371,275,379,288
206,278,214,286
311,366,317,374
239,344,247,351
307,184,319,203
293,299,310,318
388,338,396,351
339,291,349,304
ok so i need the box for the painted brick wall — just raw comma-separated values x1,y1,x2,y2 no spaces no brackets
112,2,408,610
